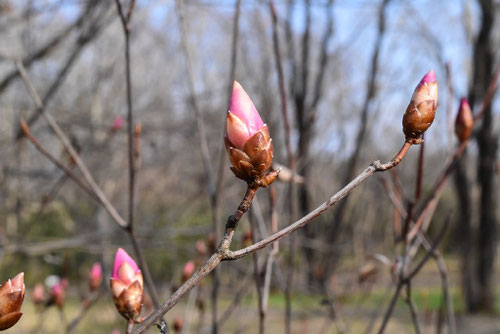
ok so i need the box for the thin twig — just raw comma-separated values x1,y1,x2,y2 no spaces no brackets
66,290,104,333
376,282,403,334
114,0,137,232
473,63,500,122
19,121,99,203
376,217,450,334
405,282,421,334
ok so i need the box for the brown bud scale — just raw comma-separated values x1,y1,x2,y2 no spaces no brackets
225,125,278,186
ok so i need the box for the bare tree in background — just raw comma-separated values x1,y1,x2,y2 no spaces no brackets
454,0,498,312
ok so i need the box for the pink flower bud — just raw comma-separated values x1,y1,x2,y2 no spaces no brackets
0,272,25,331
112,115,124,131
51,282,65,308
225,82,278,185
31,283,46,306
110,248,143,321
89,262,103,292
195,240,207,257
402,70,438,142
173,315,184,333
181,261,196,283
455,98,473,142
226,81,265,150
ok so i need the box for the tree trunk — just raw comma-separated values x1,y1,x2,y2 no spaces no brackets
456,0,497,312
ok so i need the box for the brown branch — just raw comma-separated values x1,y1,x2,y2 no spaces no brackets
415,137,425,202
131,140,411,334
228,142,410,260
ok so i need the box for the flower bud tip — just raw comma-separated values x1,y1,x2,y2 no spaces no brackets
419,69,436,85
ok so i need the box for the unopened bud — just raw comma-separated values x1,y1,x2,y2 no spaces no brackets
207,233,216,254
0,272,25,331
51,283,66,308
225,81,278,186
195,296,205,311
402,70,438,143
111,116,124,132
181,261,195,283
173,315,184,333
455,98,473,142
195,240,207,257
31,283,46,306
89,262,103,292
110,248,144,322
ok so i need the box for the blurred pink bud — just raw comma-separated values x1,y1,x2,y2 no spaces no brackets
51,282,65,308
89,262,103,292
60,278,69,289
112,248,140,284
226,81,265,150
195,240,207,257
0,272,25,331
31,283,46,305
110,248,143,321
207,233,216,253
455,98,473,142
173,315,184,333
111,116,124,131
181,261,196,283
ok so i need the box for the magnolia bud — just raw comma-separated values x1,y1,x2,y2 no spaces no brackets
89,262,103,292
455,98,473,142
51,283,66,308
181,261,195,283
195,296,205,311
111,116,124,132
110,248,144,322
173,315,183,333
31,283,46,306
0,272,25,331
225,81,278,186
207,233,216,254
195,240,207,257
402,70,438,143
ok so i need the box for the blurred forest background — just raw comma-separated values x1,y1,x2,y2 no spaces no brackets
0,0,499,333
